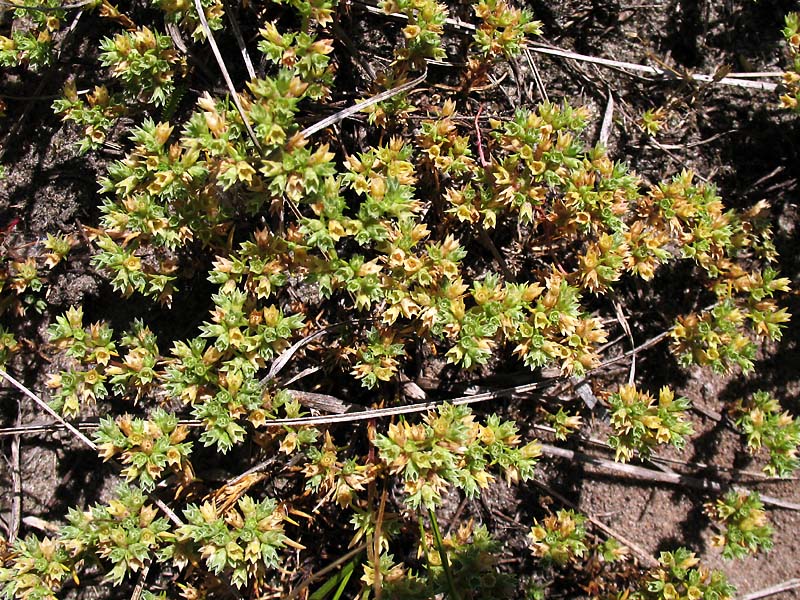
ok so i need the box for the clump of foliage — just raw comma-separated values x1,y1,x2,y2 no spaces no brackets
99,26,182,106
0,326,20,368
529,509,588,566
95,408,193,492
634,548,736,600
731,390,800,478
705,490,773,559
606,384,693,462
0,0,796,598
375,521,517,598
374,403,541,509
61,484,173,585
0,0,67,70
0,535,75,600
0,228,72,317
175,496,290,590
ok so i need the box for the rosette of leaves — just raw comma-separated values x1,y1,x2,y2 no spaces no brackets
105,320,161,400
472,0,542,59
53,83,127,153
705,491,773,559
382,0,448,62
0,535,74,600
529,509,588,566
257,24,334,99
99,26,182,107
352,326,407,388
61,484,173,585
1,254,46,315
511,270,608,375
0,0,66,70
94,408,193,492
731,390,800,478
670,301,758,374
607,384,693,462
48,305,117,365
542,407,583,441
373,403,541,509
634,548,735,600
176,496,290,590
303,431,378,507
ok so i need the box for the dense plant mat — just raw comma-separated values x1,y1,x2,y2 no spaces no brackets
0,0,798,598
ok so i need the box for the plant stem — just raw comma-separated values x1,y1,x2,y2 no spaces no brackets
428,507,461,600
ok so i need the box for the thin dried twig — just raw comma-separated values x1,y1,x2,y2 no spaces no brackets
539,443,800,510
523,48,549,103
535,423,788,481
8,413,21,542
298,69,427,140
612,300,635,385
129,563,151,600
0,368,96,449
598,88,615,147
527,44,779,91
192,0,262,153
739,579,800,600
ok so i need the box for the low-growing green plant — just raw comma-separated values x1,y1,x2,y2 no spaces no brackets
95,408,193,492
529,509,588,566
175,496,291,590
634,547,736,600
0,326,20,368
606,384,693,462
383,0,448,63
53,81,127,153
731,390,800,478
378,521,517,599
99,26,182,107
705,490,773,559
0,535,75,600
61,484,173,585
0,0,63,71
472,0,542,59
151,0,224,41
1,0,796,598
541,406,583,441
374,403,541,509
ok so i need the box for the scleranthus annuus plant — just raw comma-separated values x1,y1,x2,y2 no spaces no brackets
175,496,294,590
731,390,800,478
374,403,541,509
529,509,588,566
705,491,773,560
635,548,735,600
1,0,797,598
606,385,693,462
94,408,193,492
781,12,800,111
